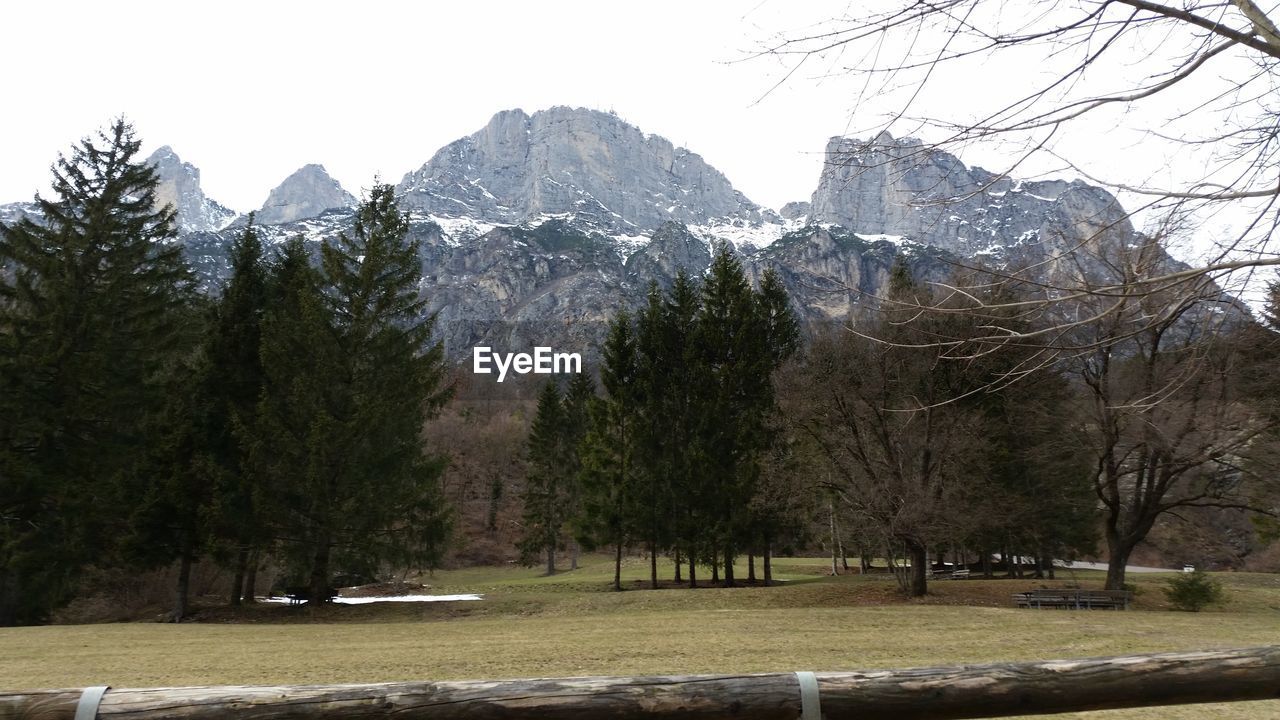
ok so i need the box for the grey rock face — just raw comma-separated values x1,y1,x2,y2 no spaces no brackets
779,201,810,221
9,111,1223,369
0,201,41,228
255,164,356,226
146,146,238,232
625,221,713,282
397,107,774,232
809,133,1134,276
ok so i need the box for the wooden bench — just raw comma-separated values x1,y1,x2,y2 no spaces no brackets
928,568,971,580
1014,589,1132,610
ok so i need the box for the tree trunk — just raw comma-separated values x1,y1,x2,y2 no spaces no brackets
673,550,682,583
229,546,248,606
828,499,839,576
171,551,192,622
688,554,697,589
545,544,556,577
722,547,735,588
834,509,848,572
242,549,258,604
763,543,773,587
12,648,1280,720
1105,537,1133,591
711,559,719,584
309,539,331,605
486,475,502,533
613,541,623,592
905,540,928,597
571,540,579,571
981,550,993,578
649,541,658,589
747,553,756,583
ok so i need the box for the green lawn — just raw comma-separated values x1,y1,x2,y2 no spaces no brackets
5,555,1280,720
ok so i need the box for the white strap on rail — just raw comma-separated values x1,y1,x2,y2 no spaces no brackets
795,671,821,720
74,686,110,720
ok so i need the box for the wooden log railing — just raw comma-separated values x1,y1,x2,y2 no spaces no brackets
3,646,1280,720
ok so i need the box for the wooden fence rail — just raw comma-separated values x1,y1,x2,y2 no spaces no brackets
3,646,1280,720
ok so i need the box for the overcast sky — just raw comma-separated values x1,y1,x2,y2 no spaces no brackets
2,2,863,212
1,0,1264,269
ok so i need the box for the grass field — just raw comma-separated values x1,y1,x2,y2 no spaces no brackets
5,555,1280,720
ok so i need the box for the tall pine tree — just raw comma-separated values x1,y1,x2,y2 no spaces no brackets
252,184,451,603
578,312,641,590
519,381,568,575
206,221,269,604
0,119,194,625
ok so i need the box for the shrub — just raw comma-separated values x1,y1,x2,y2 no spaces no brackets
1163,570,1225,612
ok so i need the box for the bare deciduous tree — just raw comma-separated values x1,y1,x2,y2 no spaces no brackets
759,0,1280,352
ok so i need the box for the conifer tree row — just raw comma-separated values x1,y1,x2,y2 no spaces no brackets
547,249,801,589
0,122,455,624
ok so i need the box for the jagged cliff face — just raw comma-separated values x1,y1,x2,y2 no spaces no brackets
396,107,772,233
809,133,1135,283
146,146,238,232
254,164,356,225
2,108,1176,362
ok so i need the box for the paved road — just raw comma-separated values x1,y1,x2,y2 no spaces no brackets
1059,561,1175,574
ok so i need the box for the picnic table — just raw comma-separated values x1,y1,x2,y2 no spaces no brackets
1014,588,1132,610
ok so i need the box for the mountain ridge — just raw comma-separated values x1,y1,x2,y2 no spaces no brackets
1,107,1204,362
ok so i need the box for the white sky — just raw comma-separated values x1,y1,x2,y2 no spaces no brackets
1,1,865,212
1,0,1269,278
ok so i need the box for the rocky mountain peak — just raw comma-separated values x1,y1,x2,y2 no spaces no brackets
809,133,1133,265
145,146,237,232
255,164,356,226
396,106,773,233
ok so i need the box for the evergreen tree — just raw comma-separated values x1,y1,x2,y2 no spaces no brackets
655,272,707,587
0,119,194,625
560,372,595,570
578,312,640,590
205,222,269,604
695,248,773,587
317,183,451,598
120,330,216,622
519,381,568,575
249,238,344,600
253,184,451,602
634,277,702,587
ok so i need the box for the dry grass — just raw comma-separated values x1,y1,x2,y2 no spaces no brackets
5,555,1280,720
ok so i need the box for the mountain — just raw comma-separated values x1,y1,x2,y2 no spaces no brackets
809,132,1134,273
395,107,775,234
254,164,356,225
146,146,238,232
3,107,1207,364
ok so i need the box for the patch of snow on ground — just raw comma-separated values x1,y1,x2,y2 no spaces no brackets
854,232,909,246
612,233,650,259
527,212,574,227
430,215,497,245
781,217,808,233
263,593,483,605
693,220,786,250
467,178,497,201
